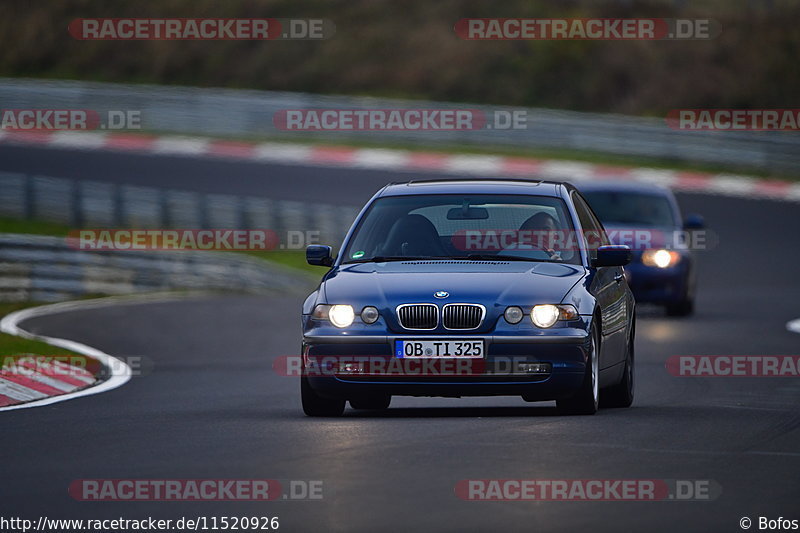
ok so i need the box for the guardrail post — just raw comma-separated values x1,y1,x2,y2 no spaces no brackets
199,193,210,230
237,196,249,229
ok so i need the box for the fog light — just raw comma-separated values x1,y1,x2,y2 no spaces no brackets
338,362,365,374
361,306,380,324
504,306,524,324
517,362,551,374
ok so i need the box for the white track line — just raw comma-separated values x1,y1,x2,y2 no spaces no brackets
0,301,130,411
787,318,800,335
0,292,208,411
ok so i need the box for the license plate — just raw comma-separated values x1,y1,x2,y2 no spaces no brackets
395,339,484,358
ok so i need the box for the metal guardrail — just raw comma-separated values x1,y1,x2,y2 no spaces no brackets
0,172,360,246
1,78,799,173
0,233,310,302
0,171,360,302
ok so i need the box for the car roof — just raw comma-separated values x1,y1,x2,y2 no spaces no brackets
576,180,675,196
377,179,571,198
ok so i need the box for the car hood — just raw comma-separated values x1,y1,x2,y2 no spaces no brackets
322,260,585,308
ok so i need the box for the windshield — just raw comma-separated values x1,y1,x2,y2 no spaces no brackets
581,191,677,227
341,194,581,265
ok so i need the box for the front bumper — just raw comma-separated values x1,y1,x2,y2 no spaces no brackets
302,330,590,400
625,260,690,304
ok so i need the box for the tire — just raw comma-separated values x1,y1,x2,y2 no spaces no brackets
349,395,391,410
665,298,694,317
557,325,599,415
602,331,634,408
666,277,695,316
301,377,345,417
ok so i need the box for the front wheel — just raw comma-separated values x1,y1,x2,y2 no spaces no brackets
557,326,599,415
301,377,345,417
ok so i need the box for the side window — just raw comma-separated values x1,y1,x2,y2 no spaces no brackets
585,200,610,247
572,192,608,259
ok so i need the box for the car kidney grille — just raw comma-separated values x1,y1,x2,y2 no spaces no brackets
443,304,485,330
397,304,438,329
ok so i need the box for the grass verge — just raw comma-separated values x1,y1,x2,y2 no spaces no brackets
0,217,324,277
0,301,83,358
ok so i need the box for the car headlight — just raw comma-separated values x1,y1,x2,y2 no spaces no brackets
329,305,355,328
530,304,578,328
642,249,680,268
313,304,355,328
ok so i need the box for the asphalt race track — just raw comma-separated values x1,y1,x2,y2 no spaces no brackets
3,144,800,532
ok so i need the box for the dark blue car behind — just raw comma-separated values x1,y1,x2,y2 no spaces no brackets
301,179,636,417
578,181,704,316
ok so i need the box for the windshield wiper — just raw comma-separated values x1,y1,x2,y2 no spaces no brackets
345,255,447,263
461,254,543,262
346,254,560,264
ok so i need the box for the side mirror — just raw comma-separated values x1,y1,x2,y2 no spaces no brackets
593,245,631,267
683,214,705,230
306,245,333,267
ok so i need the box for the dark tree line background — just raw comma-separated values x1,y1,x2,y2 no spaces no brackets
1,0,798,115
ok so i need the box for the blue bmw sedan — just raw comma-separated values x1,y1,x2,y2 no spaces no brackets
301,179,635,416
578,182,703,316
